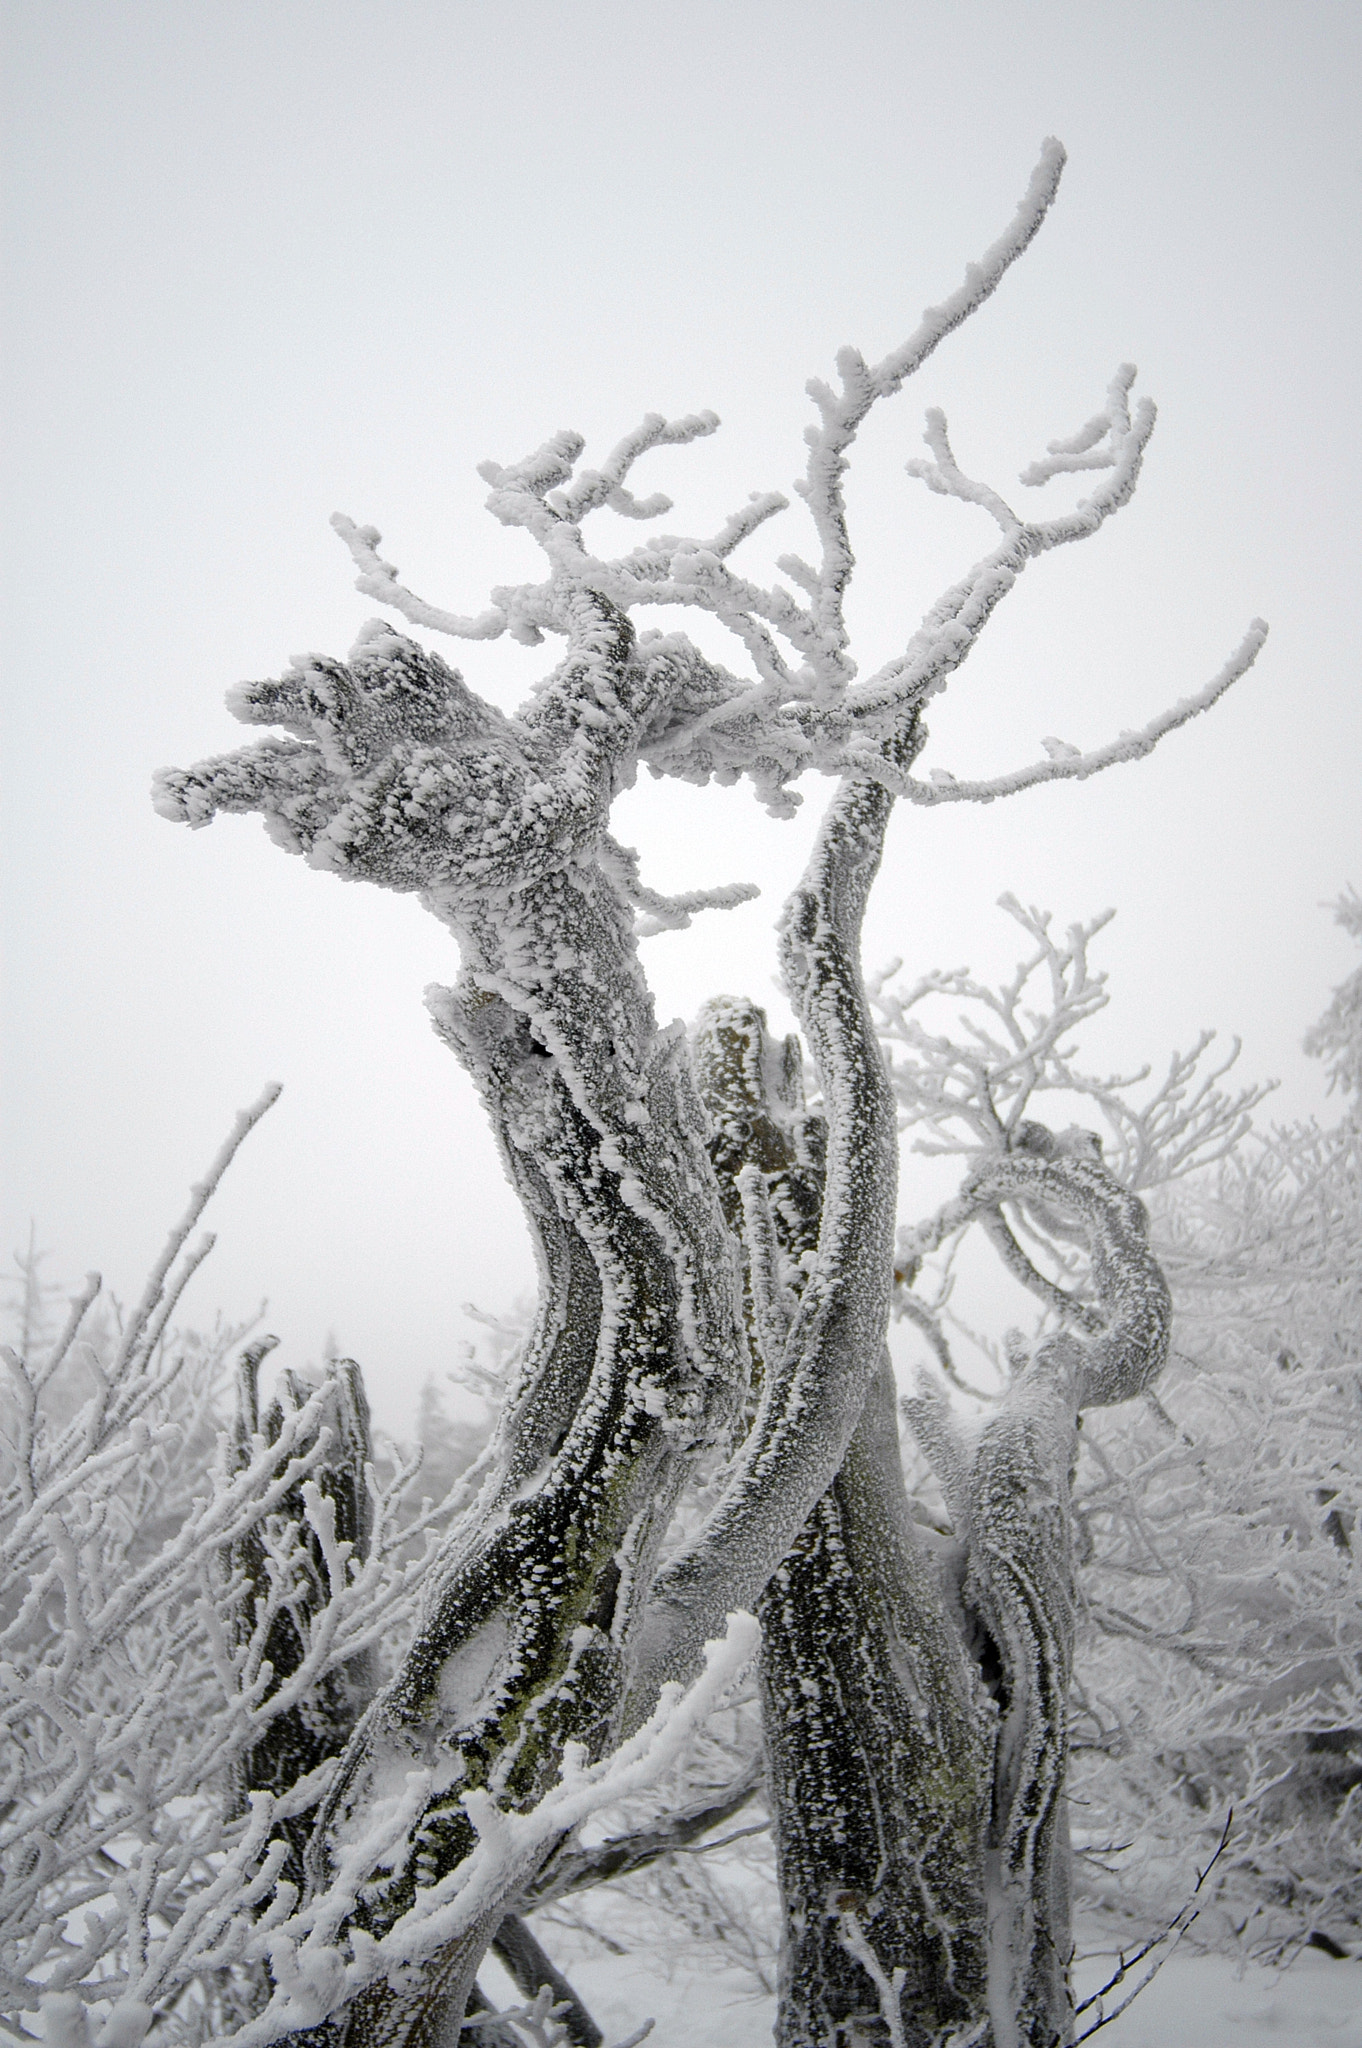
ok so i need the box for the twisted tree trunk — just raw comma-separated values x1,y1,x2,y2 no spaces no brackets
689,967,1172,2047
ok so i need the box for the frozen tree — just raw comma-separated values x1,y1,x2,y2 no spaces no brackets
10,142,1274,2048
535,894,1359,2008
873,894,1361,1990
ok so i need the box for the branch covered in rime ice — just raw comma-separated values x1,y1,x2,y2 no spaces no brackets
878,895,1274,1347
326,145,1068,736
888,900,1362,1972
157,136,1258,859
866,620,1268,809
523,1753,766,1913
464,1982,653,2048
894,1127,1176,2040
626,773,901,1715
220,1617,757,2048
1304,886,1362,1099
1067,952,1362,1966
880,898,1261,1395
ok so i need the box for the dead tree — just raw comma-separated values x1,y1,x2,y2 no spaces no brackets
149,140,1264,2047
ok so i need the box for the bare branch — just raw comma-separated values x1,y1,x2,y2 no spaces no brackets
331,516,508,640
862,620,1267,807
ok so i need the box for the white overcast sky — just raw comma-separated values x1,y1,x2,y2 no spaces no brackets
3,1,1359,1432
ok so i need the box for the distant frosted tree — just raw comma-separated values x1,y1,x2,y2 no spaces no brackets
409,1377,491,1514
4,143,1274,2048
1305,888,1362,1101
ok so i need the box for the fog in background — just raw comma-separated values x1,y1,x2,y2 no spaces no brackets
4,1,1359,1433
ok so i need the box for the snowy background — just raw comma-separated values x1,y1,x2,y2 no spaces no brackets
4,0,1360,1442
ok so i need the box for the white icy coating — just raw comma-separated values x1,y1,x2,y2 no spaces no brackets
878,894,1273,1405
1304,885,1362,1098
874,622,1268,809
1063,906,1362,1967
156,143,1262,858
437,1614,515,1731
900,1135,1171,2047
875,895,1272,1192
887,977,1181,2041
874,901,1360,2031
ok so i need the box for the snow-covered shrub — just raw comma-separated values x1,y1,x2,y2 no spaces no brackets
0,1095,485,2046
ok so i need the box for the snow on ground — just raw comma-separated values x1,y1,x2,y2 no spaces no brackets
1071,1945,1362,2047
484,1942,1362,2047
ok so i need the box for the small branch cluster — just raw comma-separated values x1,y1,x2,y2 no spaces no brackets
876,895,1271,1188
157,136,1263,862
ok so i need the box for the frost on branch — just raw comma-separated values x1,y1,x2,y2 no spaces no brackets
1304,886,1362,1099
1068,903,1362,1963
155,139,1262,861
227,1616,759,2048
899,1129,1172,2047
626,771,906,1715
227,1352,379,1898
880,894,1273,1357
